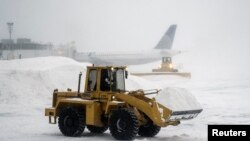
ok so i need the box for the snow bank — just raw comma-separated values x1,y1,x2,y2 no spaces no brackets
0,57,89,114
156,87,202,111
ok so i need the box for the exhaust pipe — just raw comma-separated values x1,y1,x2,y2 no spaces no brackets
78,72,82,94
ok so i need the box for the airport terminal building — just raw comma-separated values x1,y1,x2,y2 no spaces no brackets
0,38,76,60
0,38,53,60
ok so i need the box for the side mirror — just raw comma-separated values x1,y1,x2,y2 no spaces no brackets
125,70,128,79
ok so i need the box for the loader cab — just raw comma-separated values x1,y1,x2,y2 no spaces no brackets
100,67,126,92
85,66,127,94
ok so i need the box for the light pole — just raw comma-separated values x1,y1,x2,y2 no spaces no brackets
7,22,14,59
7,22,14,40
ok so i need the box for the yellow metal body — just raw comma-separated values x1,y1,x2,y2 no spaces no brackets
45,66,180,127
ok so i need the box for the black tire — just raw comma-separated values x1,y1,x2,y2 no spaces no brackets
138,118,161,137
87,125,108,134
109,108,139,140
58,107,85,137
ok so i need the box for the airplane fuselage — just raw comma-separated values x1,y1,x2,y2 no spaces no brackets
74,24,179,66
75,49,180,65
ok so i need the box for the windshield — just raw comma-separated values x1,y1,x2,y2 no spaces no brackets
112,68,125,92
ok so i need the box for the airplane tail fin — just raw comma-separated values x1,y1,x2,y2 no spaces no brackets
155,24,177,49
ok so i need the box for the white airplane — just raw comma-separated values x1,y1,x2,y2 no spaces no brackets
75,25,180,65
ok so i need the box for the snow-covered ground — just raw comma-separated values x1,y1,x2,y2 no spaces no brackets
0,56,250,141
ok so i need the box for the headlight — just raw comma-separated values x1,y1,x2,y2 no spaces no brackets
169,64,173,69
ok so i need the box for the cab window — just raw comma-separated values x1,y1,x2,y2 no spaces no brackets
87,69,97,91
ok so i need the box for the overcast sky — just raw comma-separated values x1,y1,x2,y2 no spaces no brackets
0,0,250,52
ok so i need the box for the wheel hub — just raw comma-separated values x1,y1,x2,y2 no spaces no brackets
116,119,126,132
64,116,74,127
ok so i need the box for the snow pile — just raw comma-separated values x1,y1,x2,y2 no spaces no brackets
156,87,202,111
0,57,88,114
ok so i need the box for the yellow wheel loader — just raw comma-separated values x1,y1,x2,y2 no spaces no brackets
45,66,202,140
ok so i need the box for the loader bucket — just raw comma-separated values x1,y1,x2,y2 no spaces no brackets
115,87,202,127
156,87,203,122
169,109,203,121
